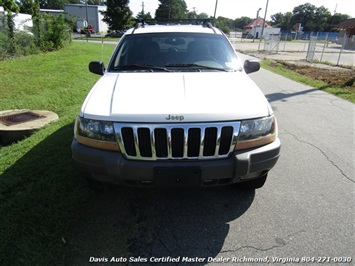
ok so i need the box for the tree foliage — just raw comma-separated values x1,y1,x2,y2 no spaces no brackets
196,12,209,19
0,16,70,58
270,12,292,30
101,0,132,30
136,11,152,21
1,0,19,11
0,0,19,54
86,0,101,4
31,12,70,50
271,3,350,32
16,0,85,12
16,0,33,13
330,13,351,30
234,16,252,31
155,0,187,19
214,16,233,34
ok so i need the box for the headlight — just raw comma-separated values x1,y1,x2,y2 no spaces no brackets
75,117,119,151
235,116,277,150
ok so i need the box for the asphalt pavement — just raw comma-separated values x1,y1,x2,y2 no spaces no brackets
146,62,355,264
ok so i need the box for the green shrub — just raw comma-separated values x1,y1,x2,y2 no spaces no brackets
15,31,38,55
35,14,71,51
0,31,9,59
0,12,71,59
0,30,38,59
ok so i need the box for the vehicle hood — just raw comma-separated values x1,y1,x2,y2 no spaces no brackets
81,72,272,122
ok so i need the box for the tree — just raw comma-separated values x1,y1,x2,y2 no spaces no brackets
39,0,68,9
1,0,19,11
291,3,318,31
196,12,209,19
16,0,32,13
86,0,102,4
0,0,19,54
155,0,187,19
329,13,350,31
186,10,196,19
270,12,292,30
16,0,104,13
233,16,252,31
215,16,234,34
270,3,350,32
101,0,132,30
31,0,39,46
136,11,152,21
313,6,331,32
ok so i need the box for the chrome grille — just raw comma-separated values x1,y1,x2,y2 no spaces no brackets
114,122,240,161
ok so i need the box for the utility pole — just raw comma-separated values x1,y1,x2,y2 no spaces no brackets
327,3,337,47
192,7,197,18
168,0,172,19
214,0,218,20
258,0,269,51
141,1,145,15
85,2,89,41
253,8,262,42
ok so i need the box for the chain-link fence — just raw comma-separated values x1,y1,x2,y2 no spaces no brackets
264,34,281,54
228,31,355,67
306,33,355,65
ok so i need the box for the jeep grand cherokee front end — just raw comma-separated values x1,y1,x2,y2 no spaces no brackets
71,20,281,188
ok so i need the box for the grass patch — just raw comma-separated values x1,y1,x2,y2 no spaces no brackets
0,41,115,265
261,59,355,103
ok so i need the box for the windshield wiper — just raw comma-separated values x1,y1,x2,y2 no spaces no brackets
165,63,229,72
113,64,171,72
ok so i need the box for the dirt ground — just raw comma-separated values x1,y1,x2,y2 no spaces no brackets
272,60,355,89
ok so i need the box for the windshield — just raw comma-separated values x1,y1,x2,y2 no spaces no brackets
108,32,242,72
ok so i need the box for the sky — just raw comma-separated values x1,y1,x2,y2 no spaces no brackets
129,0,355,20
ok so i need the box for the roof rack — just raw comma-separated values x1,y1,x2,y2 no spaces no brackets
132,18,145,34
132,19,217,34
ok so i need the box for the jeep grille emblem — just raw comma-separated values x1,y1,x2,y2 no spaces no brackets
166,115,184,121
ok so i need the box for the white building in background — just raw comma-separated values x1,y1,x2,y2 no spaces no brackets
243,17,280,39
63,4,108,33
0,6,33,32
250,27,281,39
40,9,65,17
1,4,109,34
13,13,32,31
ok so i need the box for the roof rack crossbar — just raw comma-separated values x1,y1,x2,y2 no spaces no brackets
132,18,218,34
202,20,217,33
132,19,145,34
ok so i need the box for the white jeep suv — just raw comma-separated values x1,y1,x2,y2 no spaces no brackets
71,20,281,189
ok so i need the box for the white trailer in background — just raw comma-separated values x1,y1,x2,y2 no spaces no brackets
13,13,32,31
0,6,33,32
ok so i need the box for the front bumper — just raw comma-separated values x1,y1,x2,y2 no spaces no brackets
71,138,281,187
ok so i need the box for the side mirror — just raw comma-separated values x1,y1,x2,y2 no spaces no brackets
244,59,260,74
89,61,105,75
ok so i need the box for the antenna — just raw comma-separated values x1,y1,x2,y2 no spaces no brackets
101,35,104,63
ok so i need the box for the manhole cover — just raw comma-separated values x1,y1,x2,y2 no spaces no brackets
0,111,44,126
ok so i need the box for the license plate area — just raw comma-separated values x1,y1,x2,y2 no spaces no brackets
154,167,201,187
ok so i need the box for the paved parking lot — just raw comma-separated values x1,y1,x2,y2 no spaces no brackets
230,38,355,67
